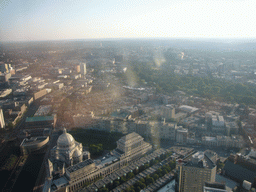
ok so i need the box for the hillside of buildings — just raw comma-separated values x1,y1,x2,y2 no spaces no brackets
0,39,256,191
126,53,256,106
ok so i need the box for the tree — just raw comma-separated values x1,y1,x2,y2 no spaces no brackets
153,173,159,181
135,186,141,192
144,163,150,169
126,172,134,180
138,181,146,189
99,187,108,192
217,162,225,170
120,176,126,184
113,180,120,188
145,176,154,186
89,144,104,156
7,122,13,129
169,160,176,169
125,186,135,192
157,168,163,176
161,169,168,175
139,178,145,183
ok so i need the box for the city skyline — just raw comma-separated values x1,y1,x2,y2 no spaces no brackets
1,0,256,42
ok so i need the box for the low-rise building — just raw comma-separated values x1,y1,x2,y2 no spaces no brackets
204,182,227,192
179,105,199,114
34,105,52,116
225,121,239,135
25,115,56,129
223,154,256,184
202,135,244,148
20,136,49,155
212,115,225,132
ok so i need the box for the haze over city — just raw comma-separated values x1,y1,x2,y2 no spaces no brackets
1,0,256,42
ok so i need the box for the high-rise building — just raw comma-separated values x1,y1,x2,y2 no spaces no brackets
0,63,12,83
162,105,175,120
76,65,80,73
176,127,188,144
0,62,9,73
80,63,86,77
0,108,5,128
178,151,217,192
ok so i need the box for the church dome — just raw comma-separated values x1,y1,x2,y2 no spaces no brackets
57,128,75,149
73,149,82,157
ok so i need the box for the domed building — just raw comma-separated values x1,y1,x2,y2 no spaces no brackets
51,128,83,166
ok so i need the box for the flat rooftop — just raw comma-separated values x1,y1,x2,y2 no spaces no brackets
52,177,68,189
26,116,55,122
179,105,199,113
185,152,215,169
96,156,118,168
215,174,238,192
66,159,94,173
21,136,49,146
34,105,52,116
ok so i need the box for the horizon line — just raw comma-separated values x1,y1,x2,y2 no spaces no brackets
1,36,256,44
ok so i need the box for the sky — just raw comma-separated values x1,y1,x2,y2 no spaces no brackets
0,0,256,42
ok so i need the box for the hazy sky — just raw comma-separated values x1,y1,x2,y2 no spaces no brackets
0,0,255,42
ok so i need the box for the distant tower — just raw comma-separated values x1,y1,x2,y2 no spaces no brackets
162,105,175,120
0,108,5,128
76,65,81,73
80,63,86,78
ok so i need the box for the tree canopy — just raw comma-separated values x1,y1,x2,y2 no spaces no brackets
124,60,256,105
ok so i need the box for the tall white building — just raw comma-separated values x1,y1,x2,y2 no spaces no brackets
80,63,86,77
176,127,188,144
212,115,225,132
0,108,5,128
161,105,175,120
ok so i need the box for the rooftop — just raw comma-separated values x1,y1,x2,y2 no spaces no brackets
20,136,49,146
179,105,199,113
223,160,256,183
215,174,238,191
185,151,215,169
26,115,55,122
118,132,143,146
96,156,118,168
52,177,68,189
66,159,94,173
34,105,52,116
